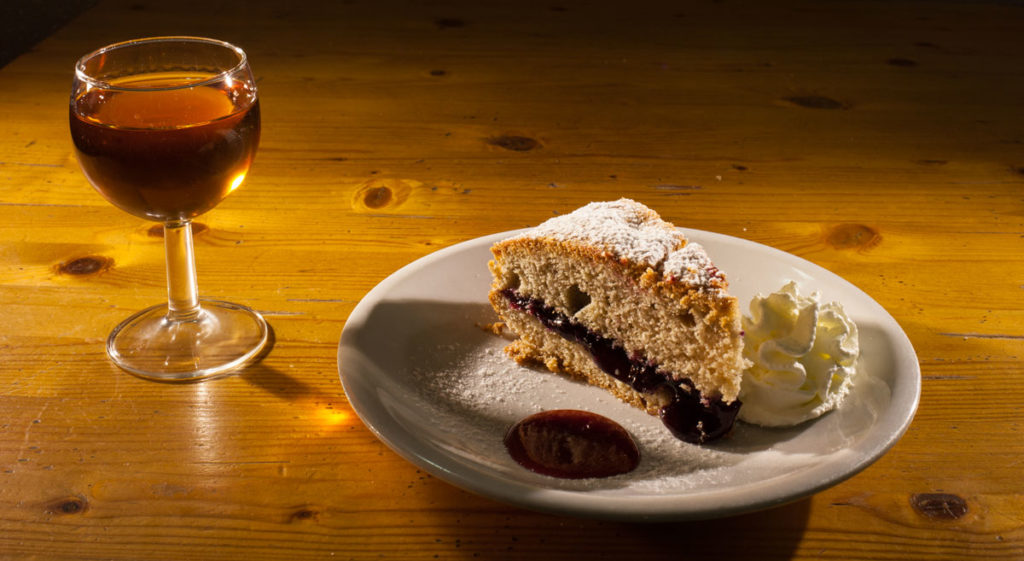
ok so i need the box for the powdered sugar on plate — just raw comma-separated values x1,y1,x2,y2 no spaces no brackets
404,312,831,494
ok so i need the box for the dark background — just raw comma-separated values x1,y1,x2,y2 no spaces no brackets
1,0,96,68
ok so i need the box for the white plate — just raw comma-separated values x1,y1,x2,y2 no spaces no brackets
337,229,920,521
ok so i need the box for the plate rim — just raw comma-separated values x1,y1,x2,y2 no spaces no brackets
338,228,921,521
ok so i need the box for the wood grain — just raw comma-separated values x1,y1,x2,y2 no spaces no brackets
2,0,1023,559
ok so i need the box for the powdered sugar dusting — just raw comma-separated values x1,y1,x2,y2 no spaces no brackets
663,242,723,291
515,199,683,267
510,199,726,295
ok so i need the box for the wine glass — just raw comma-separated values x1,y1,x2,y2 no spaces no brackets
69,37,268,381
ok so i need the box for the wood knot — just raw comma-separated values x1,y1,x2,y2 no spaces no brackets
147,223,208,238
826,223,881,251
429,69,447,77
56,256,113,276
363,186,392,209
910,493,968,520
352,178,415,212
486,135,540,152
47,496,88,515
288,507,320,523
782,95,848,110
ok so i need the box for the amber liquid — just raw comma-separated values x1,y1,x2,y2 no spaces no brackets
70,73,260,222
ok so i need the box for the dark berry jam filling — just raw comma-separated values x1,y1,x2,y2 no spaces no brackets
501,288,740,444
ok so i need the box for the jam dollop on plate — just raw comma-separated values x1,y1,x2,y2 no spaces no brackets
504,409,640,479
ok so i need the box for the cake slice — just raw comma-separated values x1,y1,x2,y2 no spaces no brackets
488,199,748,443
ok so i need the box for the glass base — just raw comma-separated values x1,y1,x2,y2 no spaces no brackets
107,299,269,382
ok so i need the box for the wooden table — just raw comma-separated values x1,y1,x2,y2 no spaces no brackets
2,0,1022,558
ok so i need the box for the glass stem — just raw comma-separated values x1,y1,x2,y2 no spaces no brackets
164,221,201,321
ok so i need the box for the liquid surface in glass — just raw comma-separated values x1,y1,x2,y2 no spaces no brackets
70,72,260,222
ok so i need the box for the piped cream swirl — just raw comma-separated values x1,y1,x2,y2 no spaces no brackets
738,281,859,427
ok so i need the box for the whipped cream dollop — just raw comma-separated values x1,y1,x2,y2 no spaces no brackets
738,281,860,427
